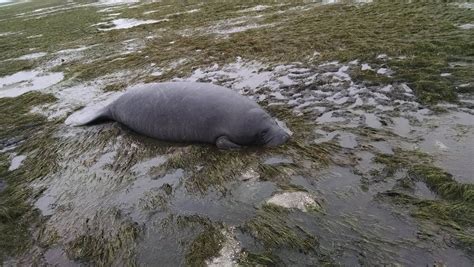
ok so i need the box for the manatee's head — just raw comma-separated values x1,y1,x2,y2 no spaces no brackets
246,108,290,147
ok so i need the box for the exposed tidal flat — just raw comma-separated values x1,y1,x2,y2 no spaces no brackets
0,0,473,265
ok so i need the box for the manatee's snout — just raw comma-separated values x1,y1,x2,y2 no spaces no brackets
265,130,290,147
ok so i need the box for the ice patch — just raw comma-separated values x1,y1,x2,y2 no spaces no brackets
0,71,63,98
9,155,27,171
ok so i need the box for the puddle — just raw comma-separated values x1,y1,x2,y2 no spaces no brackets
418,111,474,184
458,23,474,30
338,132,358,149
309,166,472,265
392,117,411,137
263,155,293,165
364,113,382,129
15,52,47,60
413,182,437,200
317,111,346,123
0,71,63,98
370,141,394,155
44,247,80,267
0,180,5,193
98,18,167,31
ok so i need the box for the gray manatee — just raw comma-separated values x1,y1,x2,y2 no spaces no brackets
70,82,290,149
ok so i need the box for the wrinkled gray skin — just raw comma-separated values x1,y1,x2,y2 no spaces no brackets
80,82,290,149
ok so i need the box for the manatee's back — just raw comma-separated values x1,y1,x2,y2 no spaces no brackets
108,82,259,143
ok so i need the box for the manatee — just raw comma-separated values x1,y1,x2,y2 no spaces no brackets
68,82,290,149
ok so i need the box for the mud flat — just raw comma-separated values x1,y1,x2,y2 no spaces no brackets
0,0,473,266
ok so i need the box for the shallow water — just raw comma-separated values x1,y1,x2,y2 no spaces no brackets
98,18,166,31
0,71,63,98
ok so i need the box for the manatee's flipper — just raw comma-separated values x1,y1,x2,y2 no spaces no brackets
65,105,112,126
216,136,241,150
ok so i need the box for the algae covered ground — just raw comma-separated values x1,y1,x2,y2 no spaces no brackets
0,0,473,266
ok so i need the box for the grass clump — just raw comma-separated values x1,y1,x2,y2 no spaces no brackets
238,250,281,266
66,218,141,266
0,60,36,78
0,91,57,141
0,92,60,261
103,82,128,92
3,1,471,105
376,151,474,253
185,224,225,267
243,204,317,253
410,165,474,203
164,146,259,193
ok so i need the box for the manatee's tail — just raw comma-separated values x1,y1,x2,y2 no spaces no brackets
65,105,112,126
